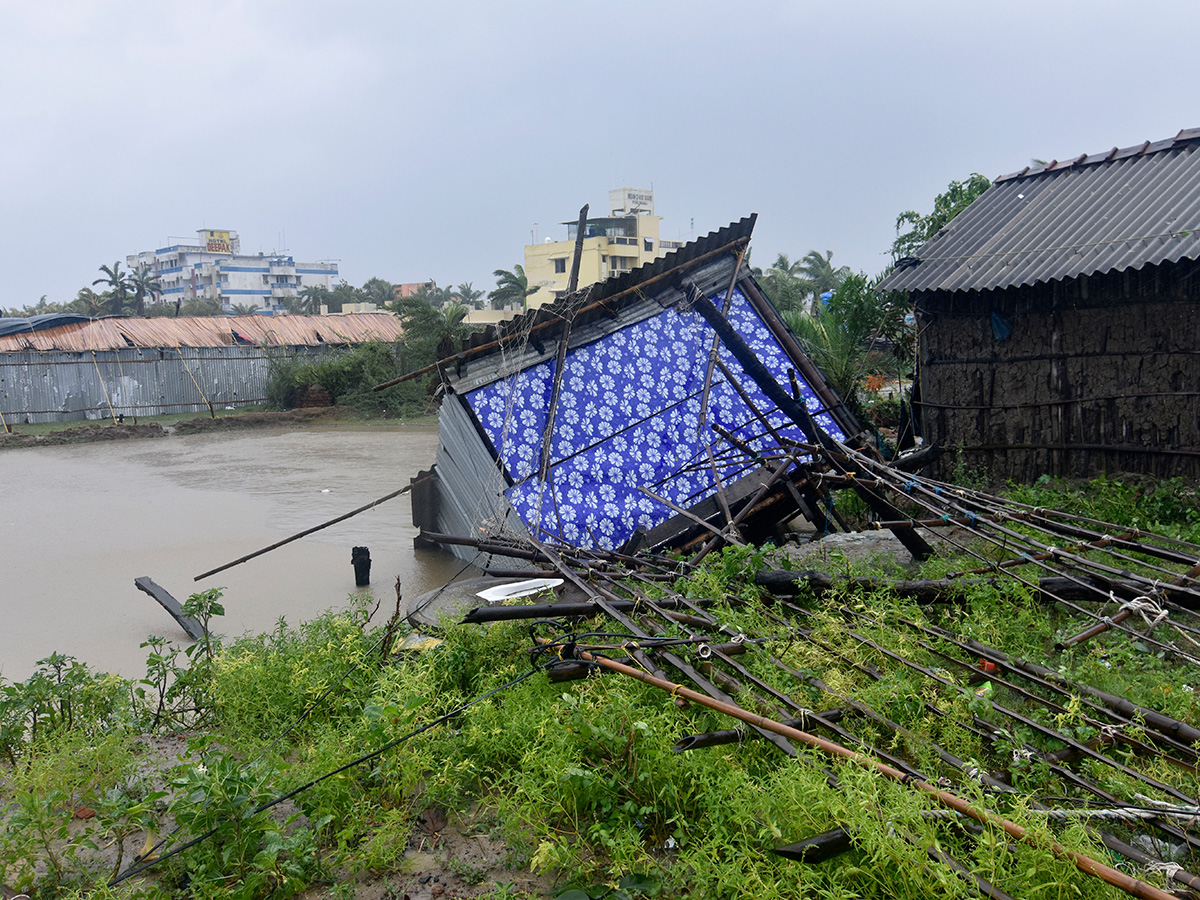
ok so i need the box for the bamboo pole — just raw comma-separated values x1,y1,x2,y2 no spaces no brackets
568,648,1177,900
194,485,412,581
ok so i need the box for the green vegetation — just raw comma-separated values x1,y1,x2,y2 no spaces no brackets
489,264,538,310
757,173,992,446
2,477,1197,898
891,173,992,261
263,342,432,417
782,273,912,422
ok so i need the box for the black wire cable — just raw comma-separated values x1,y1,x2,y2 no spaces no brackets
110,622,750,887
109,659,546,887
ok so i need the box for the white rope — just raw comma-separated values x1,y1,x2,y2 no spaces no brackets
1120,595,1169,629
1011,747,1036,763
1144,859,1183,882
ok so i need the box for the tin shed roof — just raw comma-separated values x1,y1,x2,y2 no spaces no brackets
0,313,402,352
878,127,1200,293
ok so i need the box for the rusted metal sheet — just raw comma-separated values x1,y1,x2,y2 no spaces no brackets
0,313,401,353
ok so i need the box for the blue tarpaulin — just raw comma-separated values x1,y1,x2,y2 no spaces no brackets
0,313,90,338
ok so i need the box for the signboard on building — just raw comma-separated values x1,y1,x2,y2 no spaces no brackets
203,230,232,254
609,188,654,216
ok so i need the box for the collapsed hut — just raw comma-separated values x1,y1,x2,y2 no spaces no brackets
878,127,1200,482
396,207,1200,895
411,216,882,560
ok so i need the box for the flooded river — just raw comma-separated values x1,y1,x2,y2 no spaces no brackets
0,425,465,681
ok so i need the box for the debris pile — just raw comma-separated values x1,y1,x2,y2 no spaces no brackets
401,218,1200,898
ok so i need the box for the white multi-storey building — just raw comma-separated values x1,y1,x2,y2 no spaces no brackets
127,229,339,312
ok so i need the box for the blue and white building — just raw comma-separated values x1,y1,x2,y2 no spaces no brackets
127,229,339,312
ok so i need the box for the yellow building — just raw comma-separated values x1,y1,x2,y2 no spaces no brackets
523,188,684,308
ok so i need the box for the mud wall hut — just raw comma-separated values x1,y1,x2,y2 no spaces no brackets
878,128,1200,482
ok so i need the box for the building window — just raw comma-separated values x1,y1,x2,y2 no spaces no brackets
644,239,653,252
552,257,567,274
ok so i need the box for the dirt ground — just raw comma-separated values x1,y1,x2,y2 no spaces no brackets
293,815,557,900
0,407,357,450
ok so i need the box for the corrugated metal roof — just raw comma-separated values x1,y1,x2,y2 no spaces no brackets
878,128,1200,293
0,313,402,352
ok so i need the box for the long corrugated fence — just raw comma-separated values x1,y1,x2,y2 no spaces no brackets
0,346,333,423
0,313,403,424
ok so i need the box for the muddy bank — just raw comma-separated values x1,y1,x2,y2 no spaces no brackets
0,421,169,448
0,407,379,450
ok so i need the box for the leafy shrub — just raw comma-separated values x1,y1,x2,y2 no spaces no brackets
263,342,432,417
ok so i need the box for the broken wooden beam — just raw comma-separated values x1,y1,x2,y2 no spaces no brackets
134,577,204,640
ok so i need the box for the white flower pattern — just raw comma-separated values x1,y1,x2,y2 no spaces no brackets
466,289,844,549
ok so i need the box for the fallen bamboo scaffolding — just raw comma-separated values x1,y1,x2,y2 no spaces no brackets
474,543,1198,888
555,644,1179,900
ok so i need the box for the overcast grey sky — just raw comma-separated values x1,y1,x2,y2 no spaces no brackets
3,0,1197,309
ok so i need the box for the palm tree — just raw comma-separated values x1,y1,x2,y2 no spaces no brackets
69,287,108,317
455,282,484,308
796,250,852,312
94,262,132,316
782,272,912,418
127,265,162,316
230,302,259,315
759,253,814,314
488,265,536,310
297,285,330,314
18,295,66,316
361,277,395,308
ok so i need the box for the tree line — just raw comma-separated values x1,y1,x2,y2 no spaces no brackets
755,173,992,427
1,175,990,429
1,261,539,321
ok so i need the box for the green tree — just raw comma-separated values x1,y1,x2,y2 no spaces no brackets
797,250,851,309
455,282,484,308
756,253,812,314
488,265,536,310
783,272,912,417
393,294,473,367
68,288,108,317
127,265,162,316
328,280,366,314
178,297,222,317
229,302,259,315
93,262,132,316
291,285,330,314
892,173,992,260
14,295,68,317
361,277,395,308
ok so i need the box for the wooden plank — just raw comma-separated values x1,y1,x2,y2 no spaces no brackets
134,577,204,640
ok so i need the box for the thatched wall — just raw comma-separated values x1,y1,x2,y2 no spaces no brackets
915,258,1200,482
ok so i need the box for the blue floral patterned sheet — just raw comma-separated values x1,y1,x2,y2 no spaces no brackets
465,289,844,549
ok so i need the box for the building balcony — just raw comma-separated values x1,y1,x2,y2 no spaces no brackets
271,284,299,296
269,264,296,276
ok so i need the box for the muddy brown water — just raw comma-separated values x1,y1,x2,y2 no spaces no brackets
0,425,468,682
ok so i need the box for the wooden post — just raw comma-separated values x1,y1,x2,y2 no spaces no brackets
566,204,588,295
683,285,934,561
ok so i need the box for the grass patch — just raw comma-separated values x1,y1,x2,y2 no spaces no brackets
3,477,1198,898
